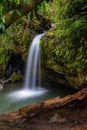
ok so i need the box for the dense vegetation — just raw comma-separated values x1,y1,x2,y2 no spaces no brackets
41,0,87,73
0,0,87,88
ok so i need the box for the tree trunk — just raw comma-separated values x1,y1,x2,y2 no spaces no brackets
4,0,47,28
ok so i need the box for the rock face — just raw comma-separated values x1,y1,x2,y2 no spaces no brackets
41,31,87,90
42,67,69,86
66,73,87,89
0,88,87,130
42,67,87,89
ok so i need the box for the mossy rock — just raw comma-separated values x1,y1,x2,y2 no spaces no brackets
47,32,55,38
10,72,22,83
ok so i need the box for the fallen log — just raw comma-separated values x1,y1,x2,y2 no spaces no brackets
9,88,87,119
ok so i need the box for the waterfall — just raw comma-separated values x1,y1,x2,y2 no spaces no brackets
8,33,48,100
24,33,45,89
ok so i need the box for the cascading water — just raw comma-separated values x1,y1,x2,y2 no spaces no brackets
0,33,75,113
8,33,48,99
24,33,44,89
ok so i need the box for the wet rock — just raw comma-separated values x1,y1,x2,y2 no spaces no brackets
66,73,87,89
43,67,69,87
42,67,87,90
34,15,51,34
0,84,3,90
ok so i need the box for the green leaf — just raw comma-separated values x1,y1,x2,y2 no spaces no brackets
0,24,5,32
24,0,28,2
15,10,22,16
82,5,87,10
0,24,3,29
9,10,14,15
42,2,46,10
30,11,33,20
1,16,5,23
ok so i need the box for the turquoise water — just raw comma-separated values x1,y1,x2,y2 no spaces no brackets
0,82,75,114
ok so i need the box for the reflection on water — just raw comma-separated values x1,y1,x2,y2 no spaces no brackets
0,82,76,114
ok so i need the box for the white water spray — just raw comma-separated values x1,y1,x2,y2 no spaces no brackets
24,33,45,89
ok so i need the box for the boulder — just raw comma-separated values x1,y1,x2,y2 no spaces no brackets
0,84,3,90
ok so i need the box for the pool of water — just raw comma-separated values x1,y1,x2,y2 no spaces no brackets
0,82,75,114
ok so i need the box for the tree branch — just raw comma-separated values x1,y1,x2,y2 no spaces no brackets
4,0,47,28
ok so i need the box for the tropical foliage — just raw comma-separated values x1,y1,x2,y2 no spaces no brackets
0,0,87,77
40,0,87,73
0,0,52,31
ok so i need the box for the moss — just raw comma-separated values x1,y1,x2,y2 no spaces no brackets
0,14,51,80
46,32,55,38
41,31,87,75
10,72,22,83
